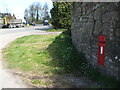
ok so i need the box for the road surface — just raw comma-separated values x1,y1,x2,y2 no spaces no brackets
0,25,61,88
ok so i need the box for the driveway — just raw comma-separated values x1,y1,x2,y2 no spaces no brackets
0,25,61,88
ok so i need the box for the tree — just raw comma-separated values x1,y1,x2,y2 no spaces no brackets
50,2,72,30
29,4,36,22
24,8,29,23
12,14,16,19
43,3,49,20
34,2,42,22
24,2,50,24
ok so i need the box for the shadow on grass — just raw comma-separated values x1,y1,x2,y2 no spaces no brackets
47,31,87,73
47,31,119,88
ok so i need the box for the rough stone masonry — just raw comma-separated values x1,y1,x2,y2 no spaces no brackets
71,2,120,79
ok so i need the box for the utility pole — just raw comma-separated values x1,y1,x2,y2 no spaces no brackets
3,0,9,13
3,0,5,13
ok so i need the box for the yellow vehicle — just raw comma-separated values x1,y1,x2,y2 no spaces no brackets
2,17,8,28
0,13,22,28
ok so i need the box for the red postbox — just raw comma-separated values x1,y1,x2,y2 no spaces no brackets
98,35,106,66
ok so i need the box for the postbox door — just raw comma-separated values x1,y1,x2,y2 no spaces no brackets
98,35,106,66
98,45,105,66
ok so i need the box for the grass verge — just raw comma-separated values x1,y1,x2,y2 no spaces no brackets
47,29,67,32
3,31,119,88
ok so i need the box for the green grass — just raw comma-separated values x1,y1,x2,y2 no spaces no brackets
32,79,53,86
32,80,42,84
3,31,119,88
4,34,60,72
47,31,87,72
47,29,67,32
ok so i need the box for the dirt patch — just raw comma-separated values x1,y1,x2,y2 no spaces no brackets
11,68,101,88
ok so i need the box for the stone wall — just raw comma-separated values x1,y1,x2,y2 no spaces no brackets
71,2,120,79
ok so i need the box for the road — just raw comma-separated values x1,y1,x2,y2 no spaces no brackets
0,25,61,88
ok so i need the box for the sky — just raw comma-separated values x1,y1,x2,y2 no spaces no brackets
0,0,53,21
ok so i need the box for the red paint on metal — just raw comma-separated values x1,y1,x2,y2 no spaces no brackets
98,35,106,66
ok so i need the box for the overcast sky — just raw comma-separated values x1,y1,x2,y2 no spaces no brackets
0,0,53,20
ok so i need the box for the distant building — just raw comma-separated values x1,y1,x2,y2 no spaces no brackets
0,13,11,18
